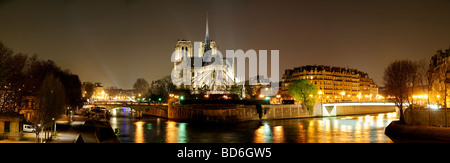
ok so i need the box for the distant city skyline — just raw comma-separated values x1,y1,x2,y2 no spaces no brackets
1,0,449,89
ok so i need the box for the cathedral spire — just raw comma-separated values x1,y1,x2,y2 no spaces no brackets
204,11,211,53
205,12,209,40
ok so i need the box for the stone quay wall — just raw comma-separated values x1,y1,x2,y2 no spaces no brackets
139,103,398,122
168,104,259,122
404,108,450,127
335,105,397,116
139,105,168,118
168,104,320,122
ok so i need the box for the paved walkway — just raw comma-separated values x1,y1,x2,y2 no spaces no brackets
47,115,99,143
0,132,35,143
1,115,115,143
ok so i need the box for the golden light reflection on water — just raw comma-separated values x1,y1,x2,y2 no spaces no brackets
254,122,272,143
165,121,178,143
112,110,399,143
253,111,398,143
297,123,306,143
134,121,145,143
273,126,285,143
165,121,188,143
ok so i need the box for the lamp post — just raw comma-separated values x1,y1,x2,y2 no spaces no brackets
52,118,56,137
318,91,323,113
276,94,281,104
318,91,323,102
37,123,41,143
340,91,345,102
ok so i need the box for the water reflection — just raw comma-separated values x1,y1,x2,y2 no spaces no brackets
110,107,132,117
135,121,144,143
110,111,398,143
165,121,177,143
273,126,285,143
165,121,188,143
254,122,271,143
252,111,398,143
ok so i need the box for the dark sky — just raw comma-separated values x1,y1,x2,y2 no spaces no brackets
1,0,449,89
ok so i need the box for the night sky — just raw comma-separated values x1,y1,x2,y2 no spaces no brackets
1,0,449,89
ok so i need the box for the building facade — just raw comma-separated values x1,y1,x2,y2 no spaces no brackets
429,47,450,107
172,14,236,94
282,65,378,102
0,113,24,140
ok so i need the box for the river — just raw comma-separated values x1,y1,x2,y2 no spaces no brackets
109,108,399,143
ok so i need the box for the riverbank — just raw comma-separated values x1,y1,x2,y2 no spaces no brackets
166,103,397,122
48,116,120,143
385,121,450,142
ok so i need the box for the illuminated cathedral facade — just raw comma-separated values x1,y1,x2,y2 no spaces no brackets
172,14,237,94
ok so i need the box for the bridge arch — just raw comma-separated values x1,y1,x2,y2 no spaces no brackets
90,103,168,118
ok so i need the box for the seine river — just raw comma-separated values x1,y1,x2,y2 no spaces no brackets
109,108,399,143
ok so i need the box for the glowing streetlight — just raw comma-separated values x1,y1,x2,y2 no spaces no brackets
223,95,228,99
340,91,346,102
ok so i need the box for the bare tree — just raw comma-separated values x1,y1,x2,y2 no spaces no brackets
428,55,450,126
383,59,418,123
133,78,150,96
416,59,429,92
105,86,119,98
34,74,66,142
146,76,177,102
0,42,29,113
82,82,95,100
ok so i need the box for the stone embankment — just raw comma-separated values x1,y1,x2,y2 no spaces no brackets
385,108,450,141
164,103,396,122
385,121,450,141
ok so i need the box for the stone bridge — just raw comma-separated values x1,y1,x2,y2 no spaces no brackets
86,102,168,118
85,102,397,122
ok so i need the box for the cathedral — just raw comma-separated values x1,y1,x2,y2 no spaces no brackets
172,14,237,94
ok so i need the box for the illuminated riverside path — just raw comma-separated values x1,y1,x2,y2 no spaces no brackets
109,108,400,143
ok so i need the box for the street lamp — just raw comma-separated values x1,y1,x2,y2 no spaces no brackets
37,123,41,143
318,91,323,100
259,94,265,99
357,93,362,103
276,94,281,104
52,118,56,137
340,91,345,102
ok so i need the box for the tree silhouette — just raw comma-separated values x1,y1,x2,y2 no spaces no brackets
383,59,418,123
